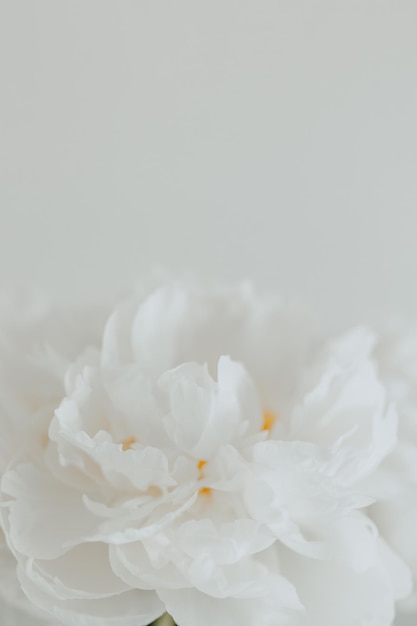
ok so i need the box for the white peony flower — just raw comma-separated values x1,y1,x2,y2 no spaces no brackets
0,280,412,626
370,321,417,614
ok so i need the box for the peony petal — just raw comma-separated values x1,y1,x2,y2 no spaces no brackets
32,543,130,600
2,464,100,559
159,584,303,626
18,561,164,626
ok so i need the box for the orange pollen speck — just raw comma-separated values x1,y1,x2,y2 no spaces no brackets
197,459,207,471
198,487,212,496
121,437,137,451
262,410,277,431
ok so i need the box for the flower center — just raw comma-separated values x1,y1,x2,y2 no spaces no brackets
197,459,212,496
121,436,137,451
262,410,277,432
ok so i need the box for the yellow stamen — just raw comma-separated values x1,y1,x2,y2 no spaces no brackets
121,436,137,451
262,410,277,431
197,460,211,496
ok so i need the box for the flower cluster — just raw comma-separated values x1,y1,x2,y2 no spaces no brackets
0,277,416,626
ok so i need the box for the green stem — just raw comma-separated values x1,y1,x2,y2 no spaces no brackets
152,613,176,626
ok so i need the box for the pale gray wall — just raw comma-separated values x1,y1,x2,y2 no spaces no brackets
1,1,417,330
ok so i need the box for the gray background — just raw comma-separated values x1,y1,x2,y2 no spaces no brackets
1,1,417,330
0,3,416,623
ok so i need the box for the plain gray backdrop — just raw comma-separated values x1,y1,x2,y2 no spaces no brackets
0,4,416,622
1,1,417,330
